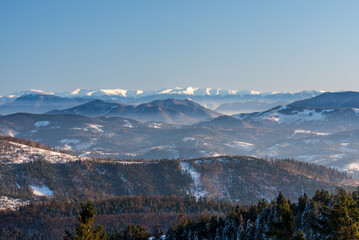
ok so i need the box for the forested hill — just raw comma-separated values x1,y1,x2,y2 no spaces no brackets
0,143,356,204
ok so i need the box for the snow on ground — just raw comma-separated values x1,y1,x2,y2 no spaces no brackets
87,124,104,132
339,143,358,153
180,162,207,200
346,163,359,171
147,122,163,128
35,121,50,127
212,153,221,157
123,120,133,128
72,127,88,131
30,184,54,197
303,139,321,145
289,129,331,138
0,141,80,164
0,129,18,137
0,196,29,211
258,107,334,124
59,139,80,144
100,89,127,97
329,154,345,160
58,140,92,151
225,141,255,151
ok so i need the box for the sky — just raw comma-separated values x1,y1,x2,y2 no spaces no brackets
1,1,359,95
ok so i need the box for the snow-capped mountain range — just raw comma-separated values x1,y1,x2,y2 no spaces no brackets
1,87,325,99
0,87,326,115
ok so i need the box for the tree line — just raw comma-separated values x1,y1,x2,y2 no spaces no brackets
63,188,359,240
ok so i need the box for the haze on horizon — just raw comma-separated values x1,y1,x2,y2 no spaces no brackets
1,1,359,95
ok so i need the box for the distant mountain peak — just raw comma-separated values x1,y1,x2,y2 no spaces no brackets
19,89,54,97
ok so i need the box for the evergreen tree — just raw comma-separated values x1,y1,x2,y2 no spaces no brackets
331,189,359,240
267,192,294,240
64,200,107,240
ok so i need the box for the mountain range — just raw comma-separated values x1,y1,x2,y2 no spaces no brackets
0,87,325,114
47,98,220,125
0,94,91,115
1,89,359,179
2,87,324,99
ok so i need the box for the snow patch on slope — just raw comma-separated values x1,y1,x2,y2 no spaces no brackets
180,162,207,200
225,141,255,151
123,120,133,128
59,139,80,144
30,184,54,197
35,121,50,127
347,163,359,171
0,129,18,137
289,129,331,138
259,108,332,124
87,124,104,132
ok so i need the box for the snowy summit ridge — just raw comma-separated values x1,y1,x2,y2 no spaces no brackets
5,87,325,99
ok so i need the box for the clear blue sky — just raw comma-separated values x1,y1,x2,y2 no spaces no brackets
1,1,359,95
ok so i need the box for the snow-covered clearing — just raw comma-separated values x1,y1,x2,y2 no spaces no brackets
180,162,207,200
30,184,54,197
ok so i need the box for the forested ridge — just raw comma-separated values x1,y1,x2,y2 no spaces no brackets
2,189,359,239
0,156,351,203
